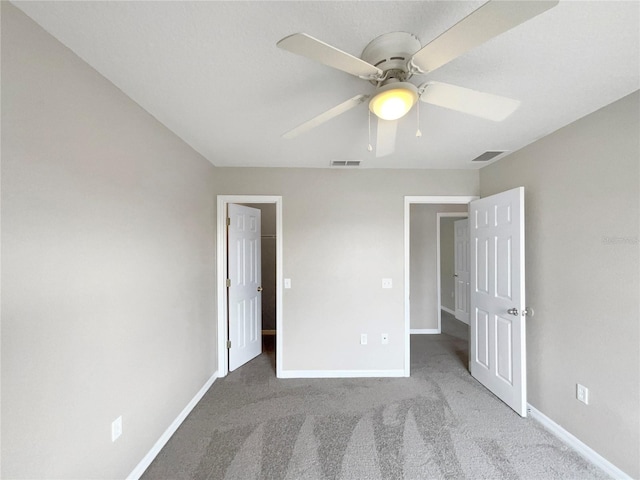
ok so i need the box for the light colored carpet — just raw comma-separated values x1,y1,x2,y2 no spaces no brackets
141,313,608,480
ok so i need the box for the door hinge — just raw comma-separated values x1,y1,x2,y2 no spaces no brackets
227,340,231,349
226,278,231,288
226,217,231,226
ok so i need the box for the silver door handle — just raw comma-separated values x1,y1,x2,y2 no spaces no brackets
507,308,519,316
257,286,263,292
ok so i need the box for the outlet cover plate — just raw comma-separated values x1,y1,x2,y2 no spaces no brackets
576,384,589,405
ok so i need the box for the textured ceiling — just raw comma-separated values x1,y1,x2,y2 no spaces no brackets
13,1,640,169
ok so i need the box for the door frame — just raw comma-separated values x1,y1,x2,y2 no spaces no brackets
436,212,468,331
217,195,283,378
404,196,478,375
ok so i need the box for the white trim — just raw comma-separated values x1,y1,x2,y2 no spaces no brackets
527,404,631,480
217,196,283,378
279,369,405,379
404,196,478,378
436,212,468,334
410,329,440,334
441,306,455,316
127,372,218,480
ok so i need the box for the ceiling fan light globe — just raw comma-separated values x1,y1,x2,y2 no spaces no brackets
369,84,418,121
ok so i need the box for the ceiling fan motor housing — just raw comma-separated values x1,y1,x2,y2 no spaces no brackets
361,32,422,84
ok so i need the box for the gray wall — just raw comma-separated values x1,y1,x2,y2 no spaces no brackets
217,169,479,371
1,4,218,478
479,91,640,478
244,203,277,331
439,217,460,312
410,205,468,330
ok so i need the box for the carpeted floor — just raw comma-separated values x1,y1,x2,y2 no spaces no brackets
141,312,608,480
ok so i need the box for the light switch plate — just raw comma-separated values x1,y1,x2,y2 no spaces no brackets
284,278,291,289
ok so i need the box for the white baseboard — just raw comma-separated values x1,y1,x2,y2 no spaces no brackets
441,306,455,315
279,369,405,379
410,328,440,334
127,371,219,480
527,404,631,480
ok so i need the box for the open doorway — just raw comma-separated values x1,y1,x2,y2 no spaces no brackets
403,196,477,374
216,196,283,378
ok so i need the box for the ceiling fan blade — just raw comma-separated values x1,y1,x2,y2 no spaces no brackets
376,119,397,157
282,94,369,139
410,1,559,74
277,33,383,80
420,81,520,121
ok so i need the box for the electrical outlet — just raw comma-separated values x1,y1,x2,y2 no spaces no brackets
360,334,367,345
576,384,589,405
381,333,389,345
382,278,393,289
111,416,122,442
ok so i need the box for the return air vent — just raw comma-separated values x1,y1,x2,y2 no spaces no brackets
331,160,361,167
472,151,506,162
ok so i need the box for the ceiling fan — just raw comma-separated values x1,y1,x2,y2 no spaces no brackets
277,0,558,157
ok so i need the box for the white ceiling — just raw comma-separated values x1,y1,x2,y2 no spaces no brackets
13,1,640,169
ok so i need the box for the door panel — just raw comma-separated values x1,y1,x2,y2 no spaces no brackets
476,309,490,369
228,204,262,371
470,187,526,417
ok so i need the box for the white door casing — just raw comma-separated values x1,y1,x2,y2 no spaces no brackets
228,204,262,371
454,218,471,324
469,187,526,416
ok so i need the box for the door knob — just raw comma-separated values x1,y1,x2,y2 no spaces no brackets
257,286,263,292
507,308,519,316
522,307,534,317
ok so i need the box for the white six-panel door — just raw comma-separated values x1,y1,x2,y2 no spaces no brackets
469,187,526,416
454,218,470,324
228,204,262,372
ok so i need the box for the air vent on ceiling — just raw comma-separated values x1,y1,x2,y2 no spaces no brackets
331,160,361,167
472,151,506,162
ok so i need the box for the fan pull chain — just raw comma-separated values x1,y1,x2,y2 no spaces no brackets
416,101,423,138
367,110,373,152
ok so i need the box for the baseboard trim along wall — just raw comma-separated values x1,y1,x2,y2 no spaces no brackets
127,371,219,480
527,404,631,480
441,306,455,316
279,370,405,379
410,329,440,334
